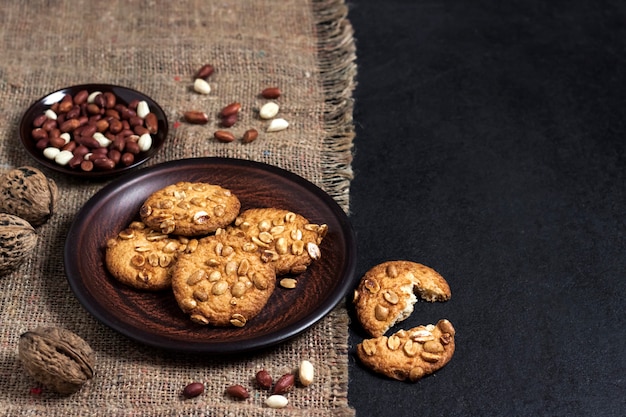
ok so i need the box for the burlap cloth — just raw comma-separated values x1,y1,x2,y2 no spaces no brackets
0,1,356,415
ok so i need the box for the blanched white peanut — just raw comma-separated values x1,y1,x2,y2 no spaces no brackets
267,118,289,132
87,91,102,103
136,100,150,118
259,101,279,119
43,147,60,160
93,132,111,148
299,360,314,386
138,133,152,151
265,394,288,409
60,132,71,145
44,109,57,120
54,150,74,166
193,78,211,95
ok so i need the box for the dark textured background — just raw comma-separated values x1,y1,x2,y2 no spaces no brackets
347,0,626,415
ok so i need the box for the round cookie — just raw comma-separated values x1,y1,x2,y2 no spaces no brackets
353,261,451,337
356,319,456,382
171,233,276,327
105,221,198,291
140,182,241,236
225,208,327,275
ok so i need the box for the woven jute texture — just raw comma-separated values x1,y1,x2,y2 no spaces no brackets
0,0,356,415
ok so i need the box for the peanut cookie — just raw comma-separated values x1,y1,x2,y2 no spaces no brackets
353,261,451,337
356,319,456,381
171,233,276,327
225,208,327,275
105,221,198,291
140,182,241,236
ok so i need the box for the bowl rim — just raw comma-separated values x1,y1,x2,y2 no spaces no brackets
19,83,169,179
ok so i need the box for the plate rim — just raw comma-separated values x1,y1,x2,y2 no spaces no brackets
64,157,357,353
19,83,169,179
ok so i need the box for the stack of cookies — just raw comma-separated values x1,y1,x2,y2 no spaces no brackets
353,261,456,382
105,181,327,328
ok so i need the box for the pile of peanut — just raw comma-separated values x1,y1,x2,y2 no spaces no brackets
29,90,159,172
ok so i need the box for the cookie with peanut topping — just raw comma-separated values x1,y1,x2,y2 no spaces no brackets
140,182,241,237
105,221,198,291
225,208,327,276
356,319,456,381
171,233,276,327
353,261,451,337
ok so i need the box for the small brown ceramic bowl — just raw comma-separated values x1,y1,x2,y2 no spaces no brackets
19,84,168,179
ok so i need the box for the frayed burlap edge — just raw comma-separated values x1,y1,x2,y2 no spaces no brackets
313,1,357,415
314,0,357,215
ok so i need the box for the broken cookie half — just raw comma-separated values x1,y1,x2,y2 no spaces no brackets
356,319,456,382
353,260,451,337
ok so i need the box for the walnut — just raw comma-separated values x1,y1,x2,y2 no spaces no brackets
0,213,37,276
0,166,58,226
18,327,95,395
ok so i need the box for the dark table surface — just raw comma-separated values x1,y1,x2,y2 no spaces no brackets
346,0,625,415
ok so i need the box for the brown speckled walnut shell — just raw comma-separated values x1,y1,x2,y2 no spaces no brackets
0,166,58,226
0,213,37,275
18,327,95,395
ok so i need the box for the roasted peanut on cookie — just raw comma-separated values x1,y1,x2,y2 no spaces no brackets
171,234,276,327
105,221,197,291
225,208,327,276
140,182,240,236
353,261,451,337
356,319,456,381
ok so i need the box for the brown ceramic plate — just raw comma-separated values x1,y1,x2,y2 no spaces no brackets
64,157,357,353
19,84,168,178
